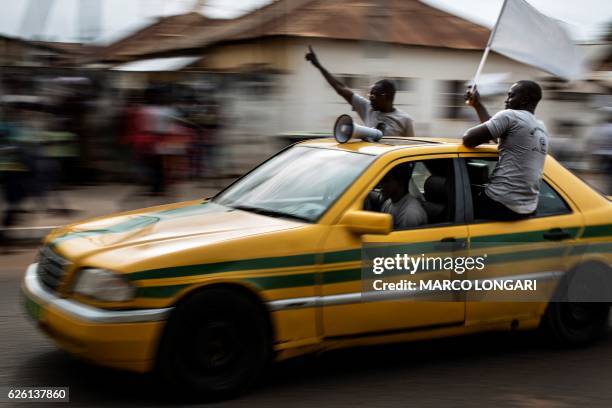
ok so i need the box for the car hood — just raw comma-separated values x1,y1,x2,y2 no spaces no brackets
47,200,304,258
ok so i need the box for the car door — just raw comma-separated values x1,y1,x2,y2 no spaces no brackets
320,154,467,338
459,154,583,325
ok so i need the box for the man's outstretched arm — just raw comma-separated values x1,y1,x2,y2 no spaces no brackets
305,45,354,104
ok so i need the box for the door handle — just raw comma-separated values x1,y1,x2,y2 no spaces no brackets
543,228,572,241
435,237,467,251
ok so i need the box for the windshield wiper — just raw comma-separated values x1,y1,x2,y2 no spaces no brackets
231,205,310,222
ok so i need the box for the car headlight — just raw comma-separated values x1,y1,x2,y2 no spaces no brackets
73,268,136,302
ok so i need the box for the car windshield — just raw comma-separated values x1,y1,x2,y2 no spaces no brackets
214,146,376,222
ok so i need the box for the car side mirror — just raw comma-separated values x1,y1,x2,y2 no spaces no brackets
339,211,392,235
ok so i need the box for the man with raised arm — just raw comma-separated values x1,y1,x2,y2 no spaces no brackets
463,81,549,221
305,46,415,137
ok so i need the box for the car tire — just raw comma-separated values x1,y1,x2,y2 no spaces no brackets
541,261,612,347
541,301,609,347
541,262,611,347
156,288,271,401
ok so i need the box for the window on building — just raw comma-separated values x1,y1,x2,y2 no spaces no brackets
389,77,413,92
439,80,466,119
337,75,369,90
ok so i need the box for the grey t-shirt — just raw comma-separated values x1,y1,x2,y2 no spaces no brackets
351,94,415,137
381,193,428,229
484,109,549,214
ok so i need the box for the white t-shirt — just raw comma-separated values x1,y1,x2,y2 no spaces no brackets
381,194,428,229
351,94,415,137
484,109,549,214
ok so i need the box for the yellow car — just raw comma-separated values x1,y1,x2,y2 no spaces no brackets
22,137,612,399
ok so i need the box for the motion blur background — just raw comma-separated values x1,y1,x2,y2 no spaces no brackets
0,3,611,405
0,0,611,241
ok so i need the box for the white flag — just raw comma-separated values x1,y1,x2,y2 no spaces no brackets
467,73,511,96
489,0,586,81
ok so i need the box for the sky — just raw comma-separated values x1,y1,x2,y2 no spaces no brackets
0,0,610,44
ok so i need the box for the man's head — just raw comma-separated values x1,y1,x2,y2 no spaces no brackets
504,80,542,113
380,163,411,202
368,79,396,112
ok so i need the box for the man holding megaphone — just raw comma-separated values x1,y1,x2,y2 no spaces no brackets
305,46,415,137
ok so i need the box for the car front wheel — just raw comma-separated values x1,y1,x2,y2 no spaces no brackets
156,288,271,401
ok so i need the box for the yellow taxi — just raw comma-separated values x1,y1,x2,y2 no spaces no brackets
22,137,612,399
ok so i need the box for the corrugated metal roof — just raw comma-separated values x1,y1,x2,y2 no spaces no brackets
29,41,98,55
95,12,222,62
221,0,490,49
103,0,490,60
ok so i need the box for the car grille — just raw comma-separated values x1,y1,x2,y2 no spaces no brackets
37,246,71,293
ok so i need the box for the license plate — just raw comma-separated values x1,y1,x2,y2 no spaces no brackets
24,296,42,322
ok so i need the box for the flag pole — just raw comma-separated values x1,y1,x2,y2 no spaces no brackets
469,0,509,93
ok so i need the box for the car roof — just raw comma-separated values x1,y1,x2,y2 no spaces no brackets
297,137,499,156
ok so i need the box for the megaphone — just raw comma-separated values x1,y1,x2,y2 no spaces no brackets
333,114,383,143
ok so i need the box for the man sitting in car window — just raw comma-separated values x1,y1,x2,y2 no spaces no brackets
463,81,549,221
365,164,428,229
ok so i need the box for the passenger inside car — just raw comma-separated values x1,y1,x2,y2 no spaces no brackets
365,163,427,229
364,159,456,229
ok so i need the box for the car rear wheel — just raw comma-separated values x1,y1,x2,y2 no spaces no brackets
541,263,611,347
542,302,609,346
156,288,271,401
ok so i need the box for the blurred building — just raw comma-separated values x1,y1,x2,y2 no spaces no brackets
1,0,609,178
0,34,90,68
87,12,220,66
86,0,609,174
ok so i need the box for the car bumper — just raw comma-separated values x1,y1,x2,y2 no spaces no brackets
22,263,172,373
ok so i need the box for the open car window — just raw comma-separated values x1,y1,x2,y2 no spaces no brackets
464,157,571,219
364,158,456,230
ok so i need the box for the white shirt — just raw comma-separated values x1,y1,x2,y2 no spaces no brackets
381,194,428,229
484,109,549,214
351,94,415,137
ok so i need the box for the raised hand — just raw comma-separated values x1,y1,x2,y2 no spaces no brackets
305,45,321,68
464,87,482,107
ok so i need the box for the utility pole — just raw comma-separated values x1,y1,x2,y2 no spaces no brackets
192,0,207,12
19,0,55,40
78,0,102,42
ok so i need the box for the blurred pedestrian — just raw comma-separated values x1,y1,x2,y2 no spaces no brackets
0,106,31,233
37,116,77,213
57,87,91,181
122,86,193,198
305,45,415,137
592,113,612,194
189,100,221,178
135,86,175,195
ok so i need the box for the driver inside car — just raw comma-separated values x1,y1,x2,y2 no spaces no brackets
364,164,428,229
